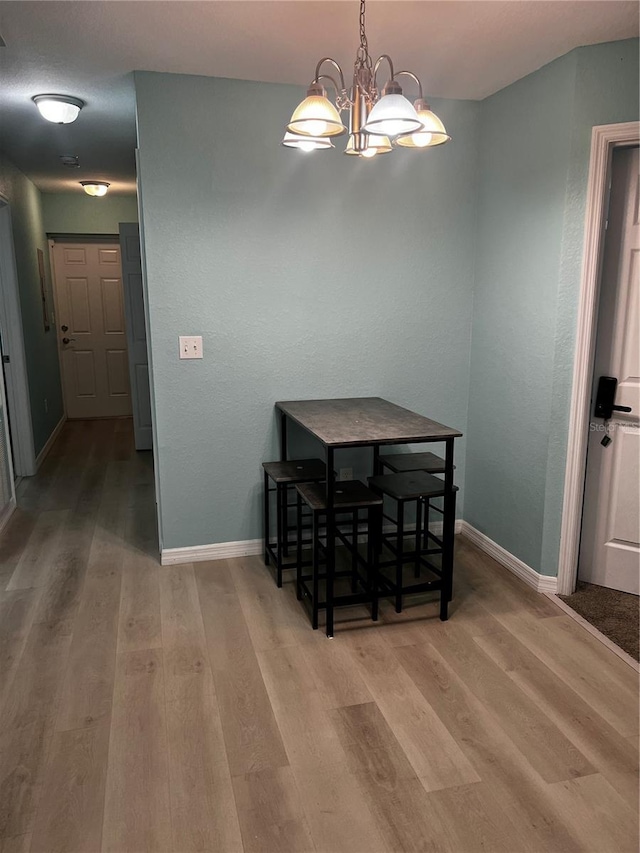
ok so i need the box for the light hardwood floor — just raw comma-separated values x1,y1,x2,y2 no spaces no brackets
0,419,637,853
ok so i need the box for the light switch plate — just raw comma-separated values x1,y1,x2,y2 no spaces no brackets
179,335,203,359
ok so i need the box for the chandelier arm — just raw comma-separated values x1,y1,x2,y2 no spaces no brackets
314,74,343,103
313,57,346,92
373,54,396,89
394,70,424,101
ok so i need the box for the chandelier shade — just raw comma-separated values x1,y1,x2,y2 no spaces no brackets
395,100,451,148
362,93,423,137
282,132,334,151
345,133,392,157
287,86,347,138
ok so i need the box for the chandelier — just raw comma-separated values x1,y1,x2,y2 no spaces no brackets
282,0,450,158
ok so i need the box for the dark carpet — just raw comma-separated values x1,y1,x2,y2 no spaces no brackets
560,582,639,661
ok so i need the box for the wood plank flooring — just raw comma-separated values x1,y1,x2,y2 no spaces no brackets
0,418,637,852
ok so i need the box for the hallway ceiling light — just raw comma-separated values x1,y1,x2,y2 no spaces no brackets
33,94,84,124
80,181,110,197
283,0,450,159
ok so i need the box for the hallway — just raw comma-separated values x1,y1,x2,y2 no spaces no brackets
0,419,156,851
0,419,637,852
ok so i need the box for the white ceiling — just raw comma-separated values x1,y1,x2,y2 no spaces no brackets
0,1,637,194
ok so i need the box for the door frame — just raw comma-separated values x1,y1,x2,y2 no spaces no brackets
0,196,36,476
557,121,640,596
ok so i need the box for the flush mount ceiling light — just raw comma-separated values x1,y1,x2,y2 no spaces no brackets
80,181,110,197
283,0,450,159
33,94,84,124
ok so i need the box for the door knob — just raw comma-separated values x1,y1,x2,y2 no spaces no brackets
61,324,68,332
62,337,76,345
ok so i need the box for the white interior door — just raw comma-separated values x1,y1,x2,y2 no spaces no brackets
52,241,132,419
119,223,152,450
579,146,640,594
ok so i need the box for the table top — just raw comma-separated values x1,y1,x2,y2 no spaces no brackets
276,397,462,447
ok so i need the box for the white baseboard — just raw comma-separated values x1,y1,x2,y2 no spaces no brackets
161,521,557,598
459,521,558,594
35,415,66,471
429,519,463,537
161,519,465,567
0,497,16,536
161,538,263,566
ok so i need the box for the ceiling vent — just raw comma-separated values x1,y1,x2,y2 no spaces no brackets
60,155,80,168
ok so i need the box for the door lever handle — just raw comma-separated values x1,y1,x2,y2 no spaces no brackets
62,337,76,345
594,376,632,419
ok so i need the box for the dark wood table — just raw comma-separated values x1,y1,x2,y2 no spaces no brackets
275,397,462,636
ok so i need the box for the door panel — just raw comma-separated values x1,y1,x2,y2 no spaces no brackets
617,249,638,412
119,223,152,450
134,363,152,430
68,278,91,332
130,274,146,341
53,241,132,419
608,429,639,544
73,350,97,397
101,278,126,334
64,247,86,264
99,248,119,265
579,146,640,594
106,349,129,396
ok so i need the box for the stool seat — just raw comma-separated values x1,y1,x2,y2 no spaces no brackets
297,480,383,512
379,452,451,474
262,458,326,484
369,471,459,501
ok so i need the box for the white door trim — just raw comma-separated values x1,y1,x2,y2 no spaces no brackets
557,121,640,596
0,198,36,476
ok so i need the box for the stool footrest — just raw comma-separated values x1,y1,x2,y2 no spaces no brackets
379,575,443,595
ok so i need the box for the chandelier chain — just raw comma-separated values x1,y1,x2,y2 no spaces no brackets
357,0,373,73
359,0,367,53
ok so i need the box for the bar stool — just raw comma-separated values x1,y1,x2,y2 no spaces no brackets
295,480,383,636
378,452,455,550
262,458,326,587
368,471,458,620
378,451,448,474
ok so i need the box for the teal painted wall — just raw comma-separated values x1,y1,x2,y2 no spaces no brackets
135,39,638,566
41,192,138,234
0,153,64,456
135,71,480,549
465,39,639,575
